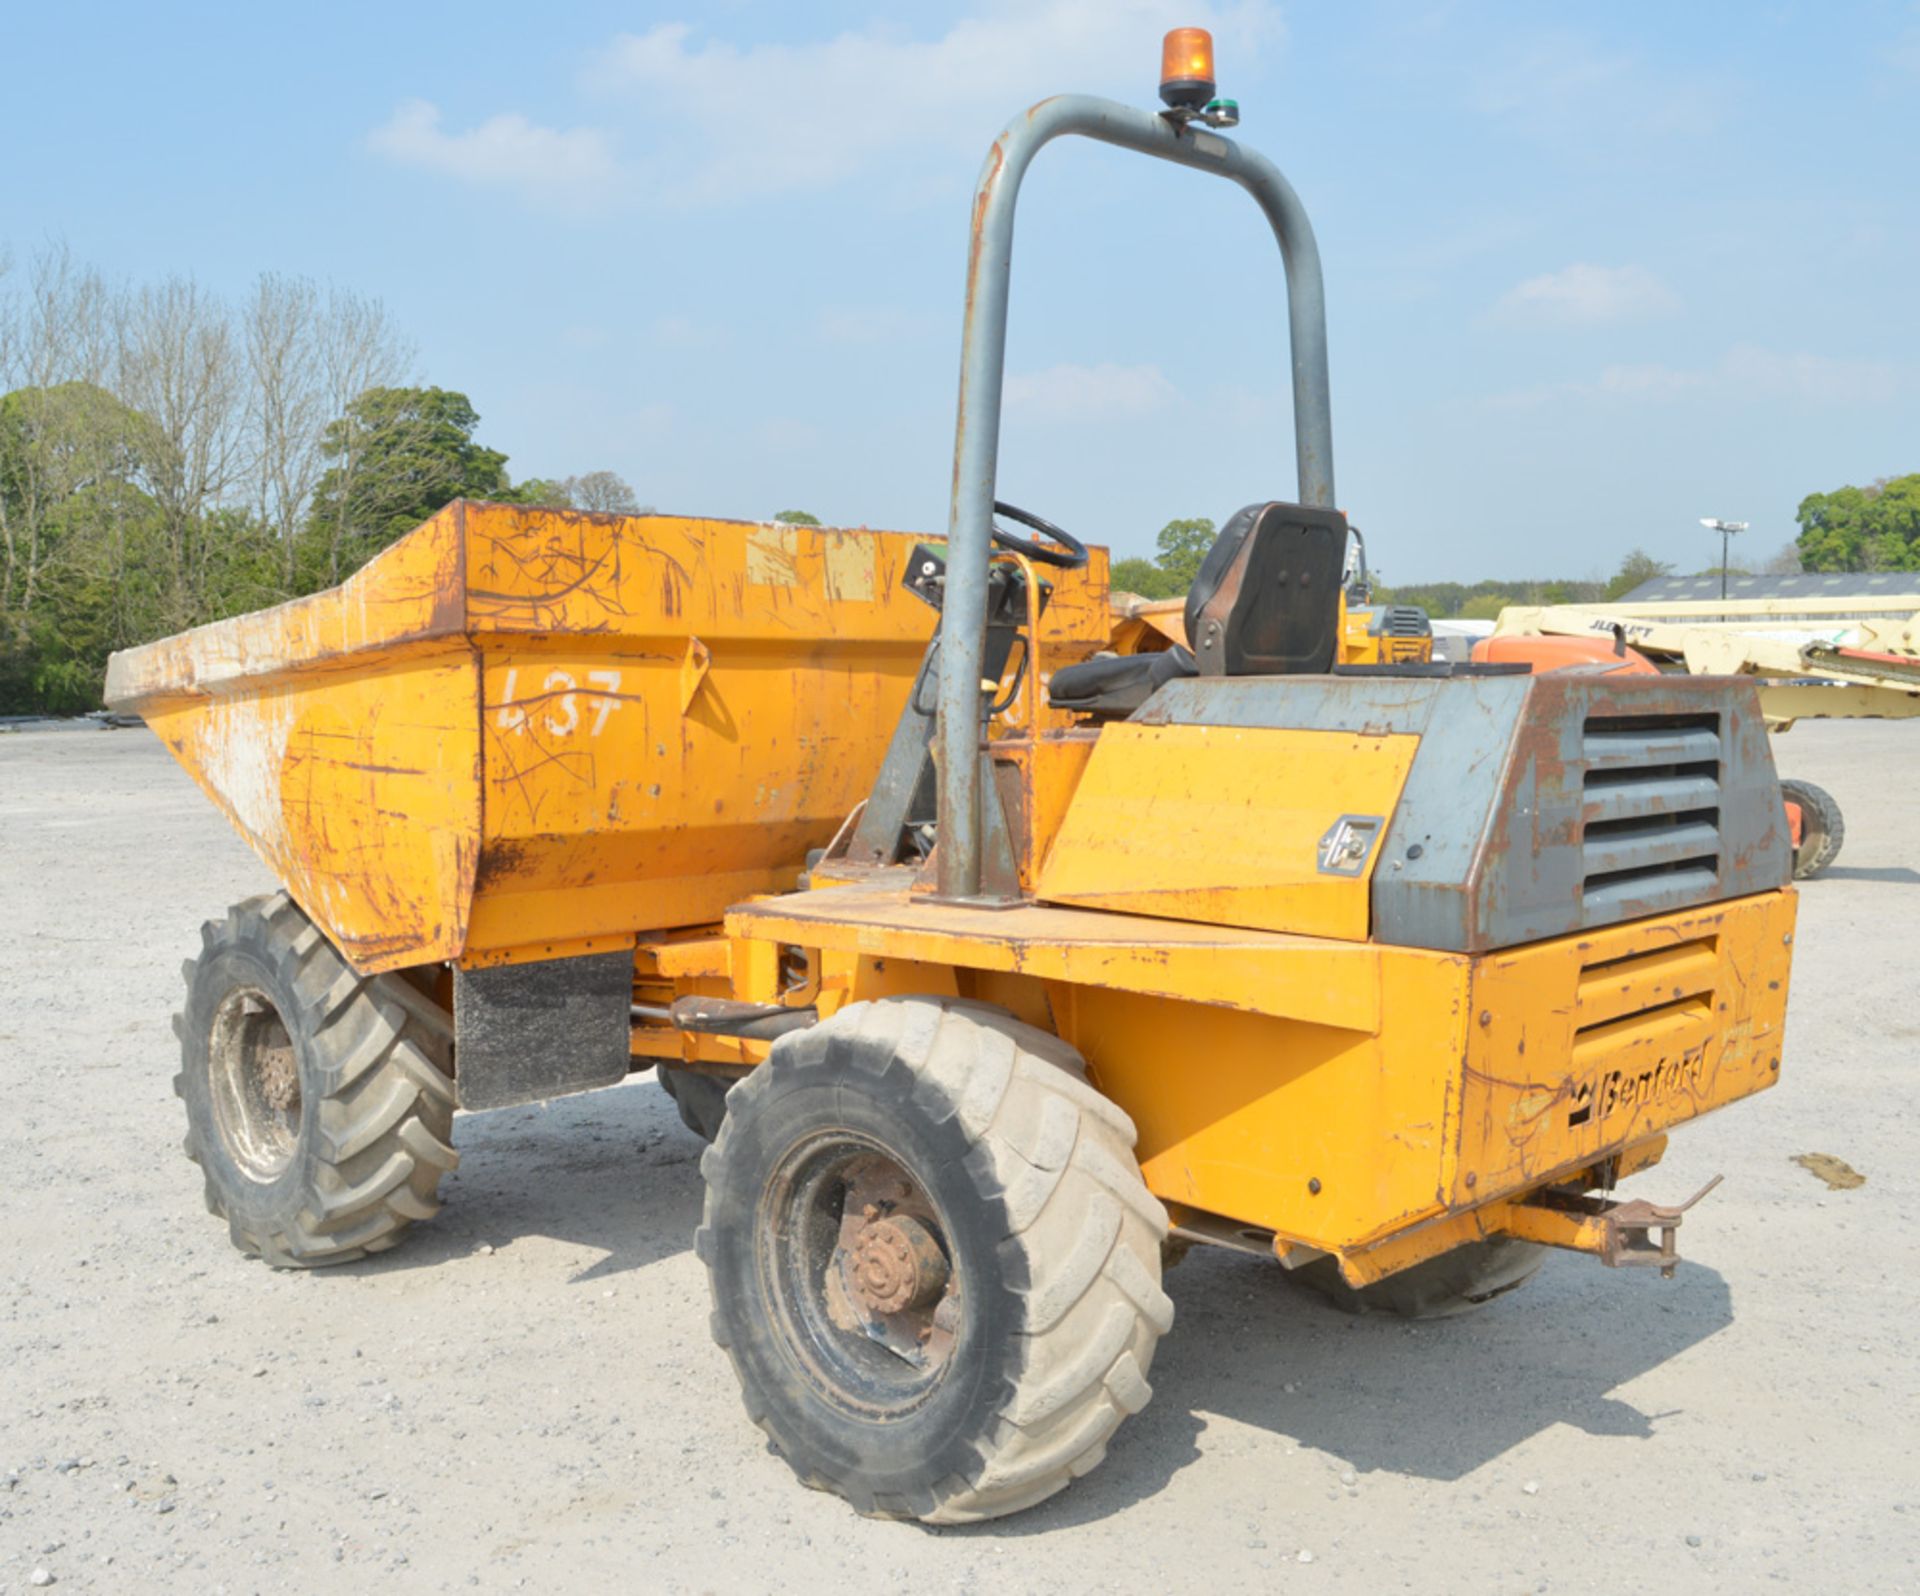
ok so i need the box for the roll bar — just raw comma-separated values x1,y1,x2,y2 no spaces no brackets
935,93,1337,900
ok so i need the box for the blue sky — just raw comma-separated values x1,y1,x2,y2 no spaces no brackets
5,1,1916,582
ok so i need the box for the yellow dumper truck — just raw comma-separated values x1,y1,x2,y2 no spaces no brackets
107,33,1798,1524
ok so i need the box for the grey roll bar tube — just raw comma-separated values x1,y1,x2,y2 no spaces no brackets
935,93,1337,901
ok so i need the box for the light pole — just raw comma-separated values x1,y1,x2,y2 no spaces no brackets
1699,517,1749,601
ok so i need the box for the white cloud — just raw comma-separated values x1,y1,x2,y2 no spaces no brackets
1489,344,1901,410
368,4,1280,210
1494,263,1679,326
367,100,615,199
1004,362,1177,422
585,2,1283,204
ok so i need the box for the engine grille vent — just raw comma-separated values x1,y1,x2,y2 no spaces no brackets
1381,605,1430,638
1564,934,1719,1126
1581,713,1722,916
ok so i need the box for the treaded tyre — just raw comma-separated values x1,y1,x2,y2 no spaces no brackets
697,997,1173,1523
1285,1237,1545,1320
1780,777,1844,879
658,1065,731,1142
175,891,458,1267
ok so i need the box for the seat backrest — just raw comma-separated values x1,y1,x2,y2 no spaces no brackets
1184,501,1349,676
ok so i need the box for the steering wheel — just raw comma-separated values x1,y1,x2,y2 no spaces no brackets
991,500,1089,570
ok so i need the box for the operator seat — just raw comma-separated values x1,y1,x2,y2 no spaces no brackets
1048,500,1348,715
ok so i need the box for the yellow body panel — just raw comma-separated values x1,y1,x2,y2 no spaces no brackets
108,512,478,969
1454,891,1795,1205
1337,602,1433,666
1107,593,1431,669
1054,962,1465,1248
728,876,1384,1031
1034,723,1417,940
152,652,482,970
730,881,1795,1268
106,503,949,972
1105,596,1188,653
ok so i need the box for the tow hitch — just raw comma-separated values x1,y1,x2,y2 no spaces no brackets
1507,1175,1725,1279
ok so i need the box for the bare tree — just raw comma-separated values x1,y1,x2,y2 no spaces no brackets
242,273,320,587
305,289,415,587
114,276,246,625
1763,541,1804,576
0,245,119,619
559,469,645,514
243,275,411,587
1,241,427,708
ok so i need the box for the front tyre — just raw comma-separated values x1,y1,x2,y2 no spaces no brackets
697,998,1172,1523
176,892,457,1267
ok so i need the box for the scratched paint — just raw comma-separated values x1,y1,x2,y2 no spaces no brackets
107,500,1044,972
745,524,803,589
822,531,877,602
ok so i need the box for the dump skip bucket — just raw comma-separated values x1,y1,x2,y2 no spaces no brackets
107,502,936,972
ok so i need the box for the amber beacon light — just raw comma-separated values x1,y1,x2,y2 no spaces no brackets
1159,27,1216,109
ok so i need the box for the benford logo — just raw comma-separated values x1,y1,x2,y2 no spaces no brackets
1566,1046,1707,1128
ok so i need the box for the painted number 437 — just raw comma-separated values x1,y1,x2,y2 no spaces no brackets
495,668,623,736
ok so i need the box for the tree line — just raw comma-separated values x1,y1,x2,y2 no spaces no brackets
1796,475,1920,572
0,245,642,715
1111,516,1646,615
1110,507,1871,619
7,237,1910,715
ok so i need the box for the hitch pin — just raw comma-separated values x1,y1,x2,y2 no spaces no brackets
1509,1174,1725,1279
1607,1174,1724,1278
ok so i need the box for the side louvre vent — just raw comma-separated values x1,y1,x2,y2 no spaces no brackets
1581,713,1722,919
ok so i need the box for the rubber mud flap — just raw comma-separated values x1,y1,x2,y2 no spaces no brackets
454,948,633,1110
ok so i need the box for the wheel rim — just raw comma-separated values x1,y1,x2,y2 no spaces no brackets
757,1131,961,1418
208,987,302,1182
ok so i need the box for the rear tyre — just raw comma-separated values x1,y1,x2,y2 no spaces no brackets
658,1065,731,1142
175,892,457,1267
1780,777,1844,879
697,997,1172,1523
1284,1238,1545,1320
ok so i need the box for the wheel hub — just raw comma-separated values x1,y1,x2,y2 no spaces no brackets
758,1137,963,1413
254,1011,299,1114
208,987,302,1182
846,1214,949,1316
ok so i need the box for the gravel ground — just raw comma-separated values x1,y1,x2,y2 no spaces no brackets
2,720,1916,1594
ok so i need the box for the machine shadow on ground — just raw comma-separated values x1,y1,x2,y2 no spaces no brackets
317,1064,1735,1531
945,1246,1733,1535
338,1076,705,1285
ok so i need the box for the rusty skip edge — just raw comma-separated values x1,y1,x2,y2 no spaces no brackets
104,505,472,711
105,499,937,711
